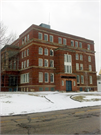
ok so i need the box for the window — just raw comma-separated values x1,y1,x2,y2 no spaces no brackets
24,50,26,57
50,73,54,83
39,72,43,82
27,34,29,41
44,48,48,55
81,75,84,84
39,58,43,67
38,32,42,40
58,37,62,44
22,39,24,45
75,41,78,47
76,54,79,60
39,87,43,91
50,35,53,42
44,34,48,41
89,65,92,71
24,61,26,68
20,73,29,83
71,40,74,47
39,47,43,55
88,56,91,62
64,54,72,73
79,42,82,48
77,75,80,84
22,62,23,69
63,38,66,45
90,76,92,84
27,59,29,67
10,61,12,69
25,37,26,43
80,64,83,70
44,59,48,67
50,49,54,56
50,60,54,67
45,72,49,83
73,81,75,86
22,51,23,58
76,63,79,70
14,59,16,70
80,54,83,60
87,44,90,50
27,49,29,56
62,80,64,86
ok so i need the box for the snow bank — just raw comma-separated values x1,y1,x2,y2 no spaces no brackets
0,91,101,116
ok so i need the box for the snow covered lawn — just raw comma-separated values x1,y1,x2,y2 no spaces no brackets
0,91,101,116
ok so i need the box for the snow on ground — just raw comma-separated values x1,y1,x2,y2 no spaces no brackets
0,91,101,116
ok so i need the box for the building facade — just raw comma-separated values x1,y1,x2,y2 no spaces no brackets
1,23,97,92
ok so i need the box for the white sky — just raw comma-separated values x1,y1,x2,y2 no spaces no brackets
0,0,101,74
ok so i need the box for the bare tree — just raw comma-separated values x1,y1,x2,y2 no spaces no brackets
0,22,17,49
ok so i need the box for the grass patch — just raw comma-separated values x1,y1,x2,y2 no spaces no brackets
72,95,86,102
71,95,101,102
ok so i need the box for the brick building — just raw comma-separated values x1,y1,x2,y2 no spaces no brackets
1,23,97,92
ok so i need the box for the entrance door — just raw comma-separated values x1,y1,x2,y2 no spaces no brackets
66,81,72,92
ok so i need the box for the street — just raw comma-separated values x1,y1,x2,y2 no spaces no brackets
1,105,101,134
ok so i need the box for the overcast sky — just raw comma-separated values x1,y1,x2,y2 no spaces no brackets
0,0,101,74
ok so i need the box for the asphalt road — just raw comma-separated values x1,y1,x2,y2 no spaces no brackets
1,105,101,135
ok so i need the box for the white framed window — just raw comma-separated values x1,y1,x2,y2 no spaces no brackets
87,44,90,50
50,35,53,42
71,40,74,47
38,32,42,40
44,34,48,41
75,41,78,47
39,72,43,82
50,49,54,56
27,59,29,67
27,34,29,41
44,48,48,55
63,38,66,45
24,50,26,57
64,54,72,73
80,64,83,70
80,54,83,60
77,75,80,84
81,75,84,84
20,73,29,84
79,42,82,48
50,73,54,83
39,47,43,55
44,59,48,67
88,56,91,62
90,76,92,84
22,62,23,69
24,61,26,68
62,80,64,86
89,65,92,71
76,63,79,70
58,37,62,44
22,51,23,58
39,58,43,67
45,72,49,83
50,60,54,67
27,49,29,56
76,54,79,60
